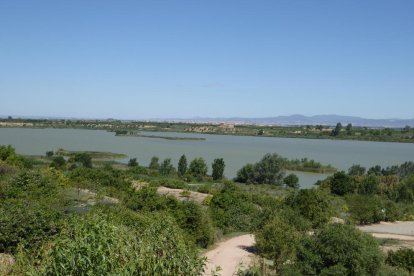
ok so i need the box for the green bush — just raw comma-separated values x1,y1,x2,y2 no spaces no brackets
209,184,260,233
0,199,62,254
293,224,384,275
386,248,414,273
255,217,299,270
286,189,333,228
17,211,205,275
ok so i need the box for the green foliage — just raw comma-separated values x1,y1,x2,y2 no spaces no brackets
149,156,160,170
137,214,206,275
209,183,260,233
50,156,66,169
128,157,138,167
235,163,255,183
286,189,333,227
255,217,299,270
45,150,54,157
0,145,32,168
172,201,215,248
293,224,384,275
235,153,285,185
69,153,92,168
358,174,380,195
0,199,62,254
212,158,225,180
368,165,383,176
178,154,188,177
330,171,355,195
159,158,176,176
331,122,342,136
283,173,299,188
346,194,401,224
20,211,205,275
348,164,366,176
386,248,414,273
0,145,16,161
188,157,208,179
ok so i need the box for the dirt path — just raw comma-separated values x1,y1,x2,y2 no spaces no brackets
203,234,255,276
370,233,414,241
358,221,414,238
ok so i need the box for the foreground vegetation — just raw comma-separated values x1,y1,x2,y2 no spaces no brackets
1,118,414,143
1,144,414,275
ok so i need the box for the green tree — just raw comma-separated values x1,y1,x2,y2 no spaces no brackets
127,158,138,167
177,154,187,177
159,158,175,176
50,156,66,169
331,122,343,136
212,158,225,180
188,158,208,179
346,194,384,224
293,224,383,275
330,171,355,196
235,163,255,183
358,174,380,195
149,156,160,170
256,217,299,271
70,153,92,168
45,150,54,157
367,165,383,176
286,189,333,227
348,164,366,176
253,153,285,185
284,173,299,188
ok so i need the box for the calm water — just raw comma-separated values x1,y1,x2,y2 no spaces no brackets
1,128,414,188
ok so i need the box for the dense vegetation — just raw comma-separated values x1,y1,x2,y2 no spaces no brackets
1,144,414,275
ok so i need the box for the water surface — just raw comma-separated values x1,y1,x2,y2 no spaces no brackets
1,128,414,188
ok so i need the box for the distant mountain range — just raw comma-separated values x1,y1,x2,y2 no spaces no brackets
166,115,414,128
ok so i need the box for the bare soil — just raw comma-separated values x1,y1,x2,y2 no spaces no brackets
203,234,255,276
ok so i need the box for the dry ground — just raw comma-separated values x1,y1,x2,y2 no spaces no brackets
203,234,255,276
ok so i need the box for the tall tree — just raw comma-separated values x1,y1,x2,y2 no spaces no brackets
177,155,187,177
159,158,175,176
188,158,208,179
212,158,225,180
149,156,160,170
331,122,343,136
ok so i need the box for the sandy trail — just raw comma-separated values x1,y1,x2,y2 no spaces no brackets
358,221,414,239
203,234,255,276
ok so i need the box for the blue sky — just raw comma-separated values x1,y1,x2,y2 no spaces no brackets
1,0,413,119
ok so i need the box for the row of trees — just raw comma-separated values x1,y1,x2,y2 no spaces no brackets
129,155,226,181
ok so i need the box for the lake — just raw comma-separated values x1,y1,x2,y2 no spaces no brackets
1,128,414,188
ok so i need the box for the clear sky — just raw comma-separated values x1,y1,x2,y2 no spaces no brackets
1,0,413,119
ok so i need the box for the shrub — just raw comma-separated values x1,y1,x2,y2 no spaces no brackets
386,248,414,273
256,217,299,270
293,224,383,275
284,173,299,188
0,199,62,254
286,189,333,228
18,212,205,275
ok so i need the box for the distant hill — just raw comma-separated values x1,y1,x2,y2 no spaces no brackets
166,115,414,128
